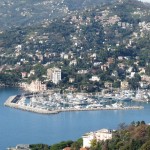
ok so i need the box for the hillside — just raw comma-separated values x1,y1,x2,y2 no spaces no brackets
0,0,150,91
0,0,114,30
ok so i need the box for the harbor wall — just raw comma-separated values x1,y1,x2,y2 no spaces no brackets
4,95,144,115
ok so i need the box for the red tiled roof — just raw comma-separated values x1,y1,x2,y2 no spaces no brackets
63,147,71,150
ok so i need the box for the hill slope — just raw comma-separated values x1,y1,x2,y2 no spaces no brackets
0,0,115,30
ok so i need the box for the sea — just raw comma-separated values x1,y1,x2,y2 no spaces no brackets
0,87,150,150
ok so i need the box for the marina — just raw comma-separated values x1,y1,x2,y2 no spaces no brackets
4,91,144,114
101,89,150,102
1,87,150,150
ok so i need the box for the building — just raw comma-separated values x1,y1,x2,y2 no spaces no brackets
130,72,135,78
89,76,100,82
20,80,47,92
69,59,77,66
28,70,35,77
121,81,129,90
29,80,47,92
107,57,114,65
101,64,109,71
47,67,61,84
139,81,149,89
8,144,30,150
82,129,112,148
69,77,75,83
21,72,28,78
77,70,88,74
139,67,146,74
63,147,71,150
104,82,113,88
64,54,69,59
80,148,89,150
141,75,150,82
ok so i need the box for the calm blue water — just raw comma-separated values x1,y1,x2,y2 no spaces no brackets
0,88,150,150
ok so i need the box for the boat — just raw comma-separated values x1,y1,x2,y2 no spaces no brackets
112,102,123,108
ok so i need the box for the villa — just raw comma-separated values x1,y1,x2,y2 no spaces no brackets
82,129,112,148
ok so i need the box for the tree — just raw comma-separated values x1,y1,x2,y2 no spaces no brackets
50,141,73,150
90,139,102,150
30,144,50,150
34,64,46,78
91,139,97,149
146,65,150,76
128,78,140,90
70,141,81,150
141,140,150,150
118,123,128,130
113,80,120,88
76,138,83,147
129,139,143,150
141,121,146,125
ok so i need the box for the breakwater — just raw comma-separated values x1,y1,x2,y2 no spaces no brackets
4,95,144,115
2,88,150,150
4,95,59,114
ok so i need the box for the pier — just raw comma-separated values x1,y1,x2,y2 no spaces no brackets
4,94,144,115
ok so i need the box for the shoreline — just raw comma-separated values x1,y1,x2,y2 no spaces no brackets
1,85,150,103
4,95,144,115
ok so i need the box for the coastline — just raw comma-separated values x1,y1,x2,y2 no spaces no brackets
4,95,144,115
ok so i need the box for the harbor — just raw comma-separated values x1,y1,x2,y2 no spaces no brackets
4,91,144,114
1,87,150,150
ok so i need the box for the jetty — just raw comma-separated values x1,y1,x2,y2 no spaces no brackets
4,95,59,114
4,94,144,115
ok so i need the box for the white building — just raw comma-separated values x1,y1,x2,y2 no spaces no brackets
130,72,135,78
69,59,77,66
8,144,30,150
77,70,88,74
82,129,112,148
47,67,61,84
89,76,100,82
28,70,35,77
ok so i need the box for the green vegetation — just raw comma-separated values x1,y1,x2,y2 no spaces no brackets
0,71,21,86
30,139,82,150
102,121,150,150
30,144,50,150
50,141,73,150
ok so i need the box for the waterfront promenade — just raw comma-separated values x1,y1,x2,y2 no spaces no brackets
4,95,144,114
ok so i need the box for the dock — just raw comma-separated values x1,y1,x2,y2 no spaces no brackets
4,95,144,115
4,95,59,114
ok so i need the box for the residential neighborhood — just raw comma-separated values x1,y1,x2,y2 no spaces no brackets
0,0,150,95
1,0,150,150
